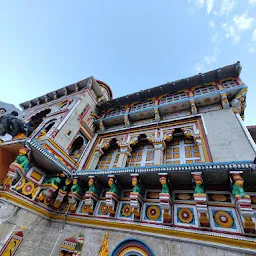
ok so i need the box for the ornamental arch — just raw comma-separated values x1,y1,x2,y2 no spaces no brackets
111,239,155,256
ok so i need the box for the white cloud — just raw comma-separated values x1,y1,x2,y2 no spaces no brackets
252,28,256,41
249,0,256,6
204,55,217,65
206,0,214,13
233,13,254,30
222,23,240,44
194,47,220,73
214,0,235,16
195,0,205,8
209,20,215,28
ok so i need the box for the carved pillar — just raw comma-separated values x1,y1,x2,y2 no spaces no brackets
116,142,132,168
182,127,205,162
154,107,160,122
220,92,230,109
88,148,104,170
99,120,105,132
191,172,210,229
146,131,165,166
152,141,166,166
230,172,255,234
158,173,172,223
124,115,130,128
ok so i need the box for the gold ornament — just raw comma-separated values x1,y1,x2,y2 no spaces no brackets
214,210,234,228
22,182,34,196
146,205,161,221
121,204,132,217
178,208,193,223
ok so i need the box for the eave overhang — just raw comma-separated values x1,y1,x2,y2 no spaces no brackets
75,160,255,177
99,62,242,110
26,138,72,177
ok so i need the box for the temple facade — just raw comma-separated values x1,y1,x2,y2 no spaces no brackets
0,62,256,256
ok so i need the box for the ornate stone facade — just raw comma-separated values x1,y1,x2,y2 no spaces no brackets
0,62,256,255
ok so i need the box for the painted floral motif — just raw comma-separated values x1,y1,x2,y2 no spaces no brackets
15,179,26,191
99,203,108,215
44,195,53,206
121,204,132,217
178,208,193,223
214,210,234,228
21,182,34,195
31,187,40,199
146,205,161,221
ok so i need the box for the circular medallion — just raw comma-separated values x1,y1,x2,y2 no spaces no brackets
211,194,227,202
177,193,191,200
178,208,193,223
22,182,34,195
32,187,39,198
214,210,234,228
146,205,161,221
44,195,53,205
99,203,108,215
122,204,132,217
81,203,88,213
15,179,26,191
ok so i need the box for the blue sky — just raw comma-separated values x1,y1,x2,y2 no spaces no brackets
0,0,255,125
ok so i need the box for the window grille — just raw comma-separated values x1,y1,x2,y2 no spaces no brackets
164,139,201,164
194,85,217,96
160,92,187,104
222,80,237,89
97,148,120,169
130,100,154,111
128,144,154,167
106,108,126,117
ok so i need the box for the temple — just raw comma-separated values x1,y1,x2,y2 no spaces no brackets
0,61,256,255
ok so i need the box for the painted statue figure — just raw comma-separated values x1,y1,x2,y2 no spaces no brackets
131,176,143,195
193,175,205,194
14,148,29,170
46,174,62,187
71,178,82,195
160,176,169,193
3,147,29,189
232,175,249,198
108,177,118,195
88,178,96,193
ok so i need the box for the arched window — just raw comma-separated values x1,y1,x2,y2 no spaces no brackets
44,121,55,133
128,143,154,167
160,92,187,104
194,85,217,96
68,136,85,159
36,119,56,139
106,108,126,117
164,138,201,164
130,100,154,112
97,146,120,169
111,239,155,256
29,109,51,130
222,80,237,89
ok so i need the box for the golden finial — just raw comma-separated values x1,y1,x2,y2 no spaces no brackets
98,232,109,256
